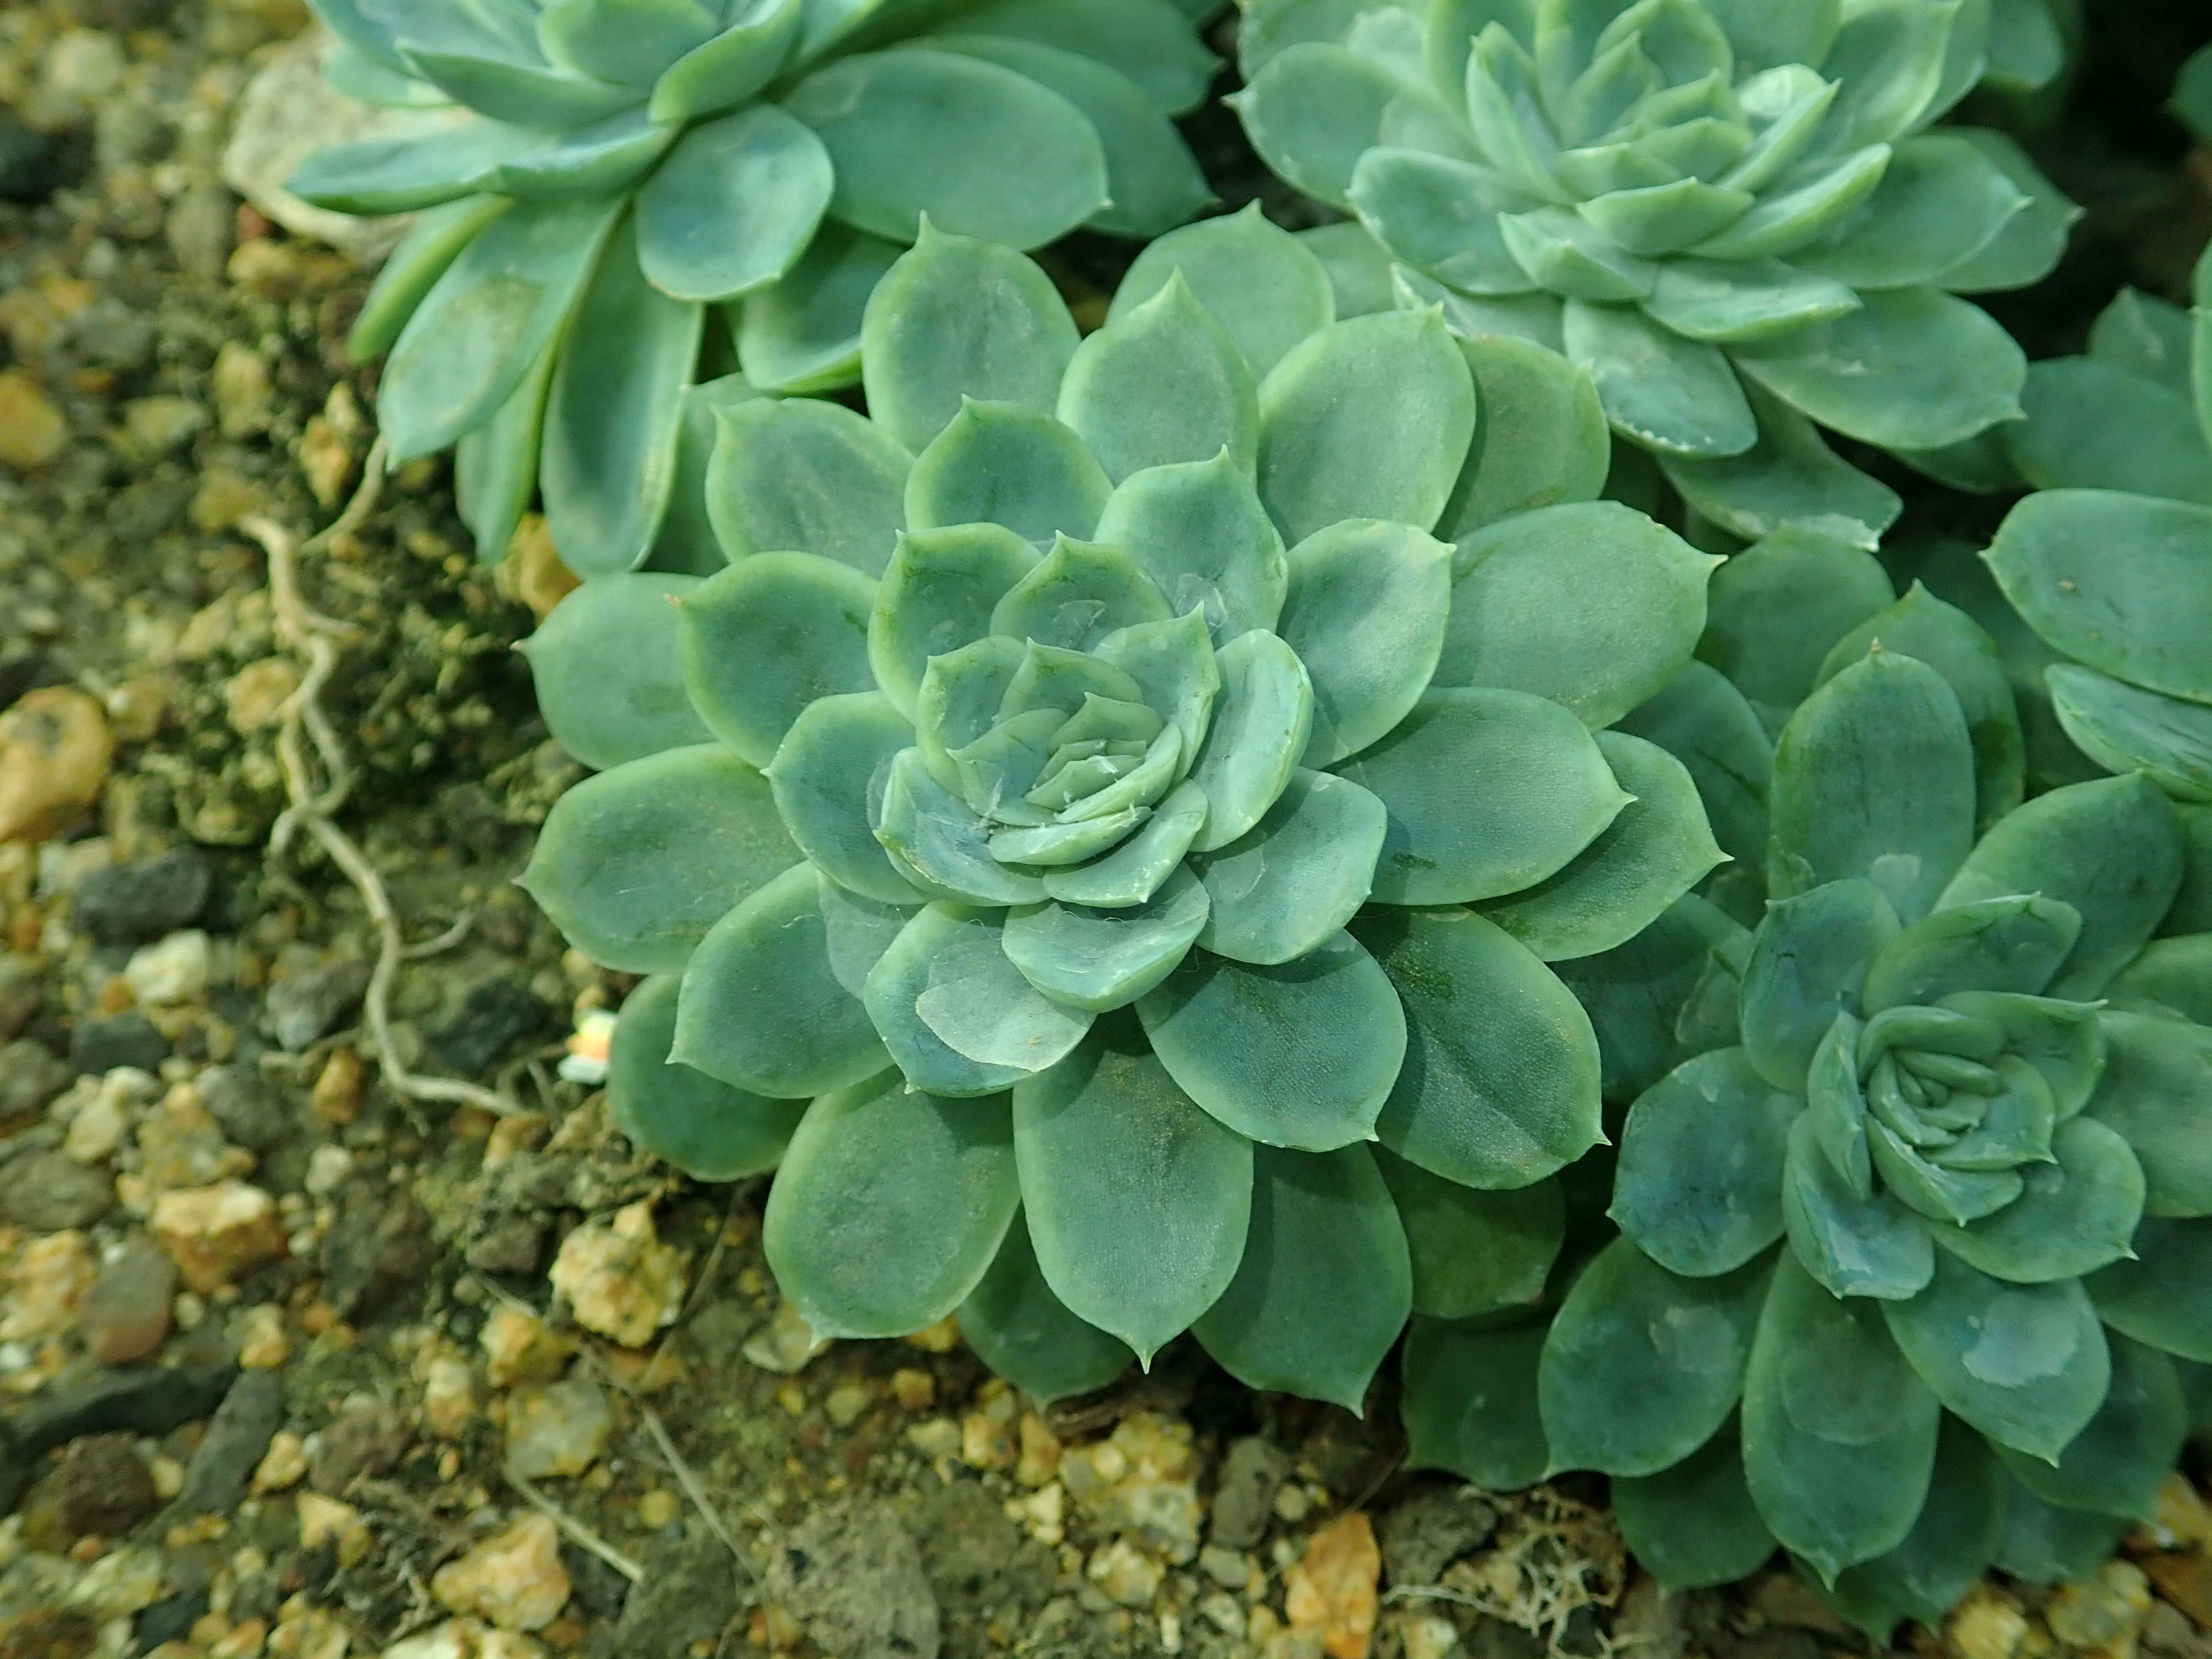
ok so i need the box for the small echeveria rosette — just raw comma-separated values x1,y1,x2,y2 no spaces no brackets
286,0,1221,575
1406,622,2212,1637
1978,240,2212,802
1230,0,2077,550
517,212,1732,1410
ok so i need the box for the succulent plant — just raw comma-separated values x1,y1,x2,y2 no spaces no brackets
1405,585,2212,1634
288,0,1222,576
1230,0,2076,551
516,211,1731,1407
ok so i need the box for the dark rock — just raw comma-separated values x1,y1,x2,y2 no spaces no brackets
68,1013,169,1075
1379,1485,1499,1589
561,1542,632,1621
0,1150,112,1231
487,1150,576,1213
321,1188,436,1320
0,124,58,206
197,1065,291,1152
1209,1436,1291,1550
428,978,552,1074
464,1214,546,1276
263,959,368,1052
0,955,39,1042
21,1433,157,1542
69,848,211,944
80,1233,175,1364
12,1361,234,1458
180,1370,283,1514
309,1398,409,1495
0,1039,72,1124
132,1590,208,1652
772,1501,942,1659
615,1537,741,1652
0,1606,97,1659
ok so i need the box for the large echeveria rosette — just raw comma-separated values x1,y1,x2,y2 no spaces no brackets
1230,0,2077,550
287,0,1220,576
1409,606,2212,1634
517,212,1730,1408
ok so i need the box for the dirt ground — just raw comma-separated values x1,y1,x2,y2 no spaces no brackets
3,3,2212,1658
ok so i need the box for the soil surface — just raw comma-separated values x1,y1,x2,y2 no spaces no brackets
2,3,2212,1658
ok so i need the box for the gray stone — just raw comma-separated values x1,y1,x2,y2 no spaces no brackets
615,1537,739,1652
310,1398,409,1495
68,1013,168,1075
69,848,211,944
773,1501,941,1659
13,1362,234,1457
464,1215,546,1276
263,959,368,1051
180,1370,283,1514
0,1039,72,1124
197,1065,291,1152
0,954,40,1041
1379,1485,1499,1589
1208,1437,1291,1551
23,1432,156,1541
0,122,59,205
80,1233,175,1365
428,977,551,1075
0,1150,112,1230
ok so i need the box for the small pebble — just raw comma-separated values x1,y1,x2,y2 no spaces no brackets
432,1514,571,1632
480,1306,572,1387
1088,1539,1164,1610
69,848,212,945
235,1303,288,1369
0,1046,80,1132
80,1234,176,1364
891,1369,935,1412
1,1150,112,1229
180,1370,283,1515
210,342,271,439
123,930,211,1006
0,687,112,842
0,370,66,471
223,659,298,735
1285,1511,1381,1659
505,1375,611,1479
22,1432,156,1545
250,1430,308,1493
152,1180,288,1293
121,395,207,458
825,1384,871,1429
548,1202,685,1350
310,1045,362,1125
298,1490,372,1567
1,1229,97,1339
69,1012,169,1074
311,1396,410,1494
741,1298,826,1374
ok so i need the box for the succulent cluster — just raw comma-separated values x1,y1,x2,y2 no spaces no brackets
517,212,1734,1406
1232,0,2076,551
289,0,1220,573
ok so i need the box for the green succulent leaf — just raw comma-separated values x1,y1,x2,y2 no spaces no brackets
1614,1048,1799,1277
1880,1248,2111,1463
2089,1012,2212,1219
864,904,1093,1095
1186,629,1316,853
1613,1423,1780,1593
868,523,1041,719
454,341,555,564
521,744,798,973
1938,992,2106,1121
1660,384,1903,553
766,692,925,906
1540,1237,1772,1477
1700,524,1897,718
1551,894,1738,1103
1093,453,1290,644
633,105,830,304
1994,1334,2186,1521
2088,1219,2212,1363
286,119,535,217
905,401,1114,548
1641,258,1860,344
537,0,719,86
956,1216,1134,1405
1741,879,1901,1091
1138,931,1406,1151
1348,145,1541,296
645,0,804,122
706,399,908,576
1237,40,1468,210
1821,1414,2007,1640
1859,895,2083,1011
1691,146,1894,263
1932,128,2079,295
1793,133,2028,292
1340,687,1631,905
521,573,712,771
938,0,1220,117
1929,1116,2145,1284
1615,661,1773,878
1402,1316,1553,1490
874,746,1045,906
1190,770,1387,966
1783,1109,1937,1301
680,553,877,768
606,974,805,1180
2087,288,2194,399
347,195,513,362
2049,666,2212,804
1193,1142,1413,1413
1437,500,1719,730
1562,297,1758,458
1997,1474,2133,1585
1376,1147,1563,1321
990,535,1172,651
1057,276,1259,484
646,373,759,573
737,222,903,395
1002,870,1211,1013
1109,202,1338,381
1277,519,1454,765
1436,334,1610,539
2005,359,2212,507
762,1072,1018,1338
1042,782,1208,909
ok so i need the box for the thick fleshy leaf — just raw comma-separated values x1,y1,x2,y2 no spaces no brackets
1615,661,1772,877
1402,1317,1552,1490
1859,894,2083,1011
1186,630,1315,853
864,905,1092,1095
2088,288,2195,399
1348,145,1539,296
1641,257,1860,343
737,222,902,394
1562,298,1757,458
1435,334,1610,539
1783,1110,1937,1302
646,373,758,574
454,342,554,564
672,862,889,1094
868,523,1040,719
1934,128,2079,294
766,693,924,906
1002,872,1211,1013
1985,491,2212,705
1277,520,1453,766
398,52,638,129
1936,773,2183,999
939,0,1219,115
2005,358,2212,507
1741,1255,1942,1584
957,1216,1134,1404
1741,880,1900,1091
520,744,799,973
347,195,512,363
1551,894,1739,1103
1040,783,1206,910
1108,202,1337,382
1942,992,2102,1111
1256,309,1477,544
1500,208,1659,302
2101,936,2212,1025
1881,1249,2111,1462
378,192,624,462
1931,1117,2145,1284
1660,384,1904,553
521,574,711,770
286,118,534,217
874,747,1045,906
606,973,805,1180
784,49,1108,246
1735,289,2027,452
646,0,804,121
1540,1238,1771,1477
1613,1424,1780,1593
1376,1149,1562,1321
1699,524,1896,719
1436,499,1719,729
1138,932,1406,1151
1997,1475,2133,1584
2088,1218,2212,1363
905,401,1113,548
1235,39,1467,210
680,552,875,767
1361,906,1601,1187
1821,1416,2007,1640
1340,688,1630,904
1793,134,2028,291
1995,1335,2185,1520
762,1072,1017,1338
990,536,1171,651
634,105,832,302
2051,666,2212,804
1399,267,1569,351
536,0,718,86
1057,276,1258,484
1093,453,1289,643
859,223,1078,454
2090,1012,2212,1219
1769,653,1976,922
1478,732,1725,962
1192,1143,1413,1412
1691,146,1895,263
1089,611,1222,764
1613,1048,1799,1277
706,398,910,574
1190,770,1387,966
1013,1031,1252,1361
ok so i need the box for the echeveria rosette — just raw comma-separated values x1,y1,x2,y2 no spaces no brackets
286,0,1220,576
518,213,1732,1410
1230,0,2076,550
1414,632,2212,1636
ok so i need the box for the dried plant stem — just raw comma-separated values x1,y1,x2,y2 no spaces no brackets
242,439,524,1119
505,1465,646,1584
